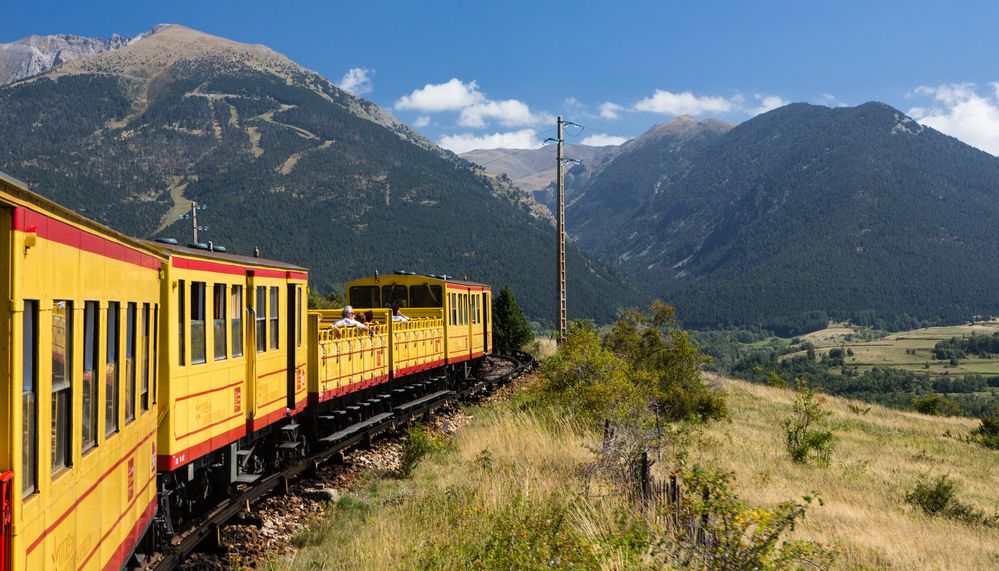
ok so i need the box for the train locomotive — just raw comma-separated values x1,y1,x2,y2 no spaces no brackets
0,170,492,570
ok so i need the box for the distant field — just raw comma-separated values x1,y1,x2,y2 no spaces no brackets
784,321,999,377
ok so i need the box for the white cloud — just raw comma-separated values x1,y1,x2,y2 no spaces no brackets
395,77,549,129
458,99,552,128
908,82,999,156
412,115,430,128
395,78,485,112
337,68,374,96
564,97,583,109
599,102,625,119
438,129,542,154
634,89,734,116
750,94,789,116
581,133,628,146
818,92,848,107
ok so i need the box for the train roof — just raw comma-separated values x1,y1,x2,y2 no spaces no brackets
349,273,489,288
0,169,167,261
144,240,307,272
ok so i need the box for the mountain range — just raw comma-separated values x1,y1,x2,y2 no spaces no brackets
8,24,999,334
558,103,999,333
0,25,639,322
0,30,143,86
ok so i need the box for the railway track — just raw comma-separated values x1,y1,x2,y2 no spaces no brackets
146,351,536,570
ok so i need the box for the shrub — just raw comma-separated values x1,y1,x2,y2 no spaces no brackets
653,468,837,570
782,383,834,464
905,474,998,527
847,403,871,415
912,394,960,416
539,320,638,426
398,425,450,478
971,409,999,450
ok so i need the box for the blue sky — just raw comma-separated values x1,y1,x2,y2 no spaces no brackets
5,0,999,154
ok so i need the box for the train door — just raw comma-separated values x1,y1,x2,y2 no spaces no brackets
481,292,489,353
286,284,296,410
243,272,257,421
465,289,472,360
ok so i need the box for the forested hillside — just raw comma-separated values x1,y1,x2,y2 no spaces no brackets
0,25,639,321
568,103,999,332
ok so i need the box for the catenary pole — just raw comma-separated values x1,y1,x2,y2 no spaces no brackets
556,117,566,342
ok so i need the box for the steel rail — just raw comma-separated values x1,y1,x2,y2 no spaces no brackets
149,352,535,570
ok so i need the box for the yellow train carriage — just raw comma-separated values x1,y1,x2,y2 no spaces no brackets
389,309,445,377
150,242,308,472
345,273,491,370
0,171,163,570
307,310,390,403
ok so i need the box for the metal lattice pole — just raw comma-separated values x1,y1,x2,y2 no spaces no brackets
556,117,567,342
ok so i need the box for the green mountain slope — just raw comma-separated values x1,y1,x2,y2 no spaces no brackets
569,103,999,332
0,25,639,321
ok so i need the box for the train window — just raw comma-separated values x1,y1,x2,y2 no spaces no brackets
349,286,379,309
178,280,186,366
22,300,38,497
51,300,73,474
232,285,243,357
152,305,159,404
125,303,136,424
106,303,119,436
471,295,477,324
381,285,408,308
450,293,456,325
214,284,227,361
141,304,150,411
256,286,266,353
82,301,99,452
461,294,467,325
191,283,207,364
269,287,279,350
410,284,443,308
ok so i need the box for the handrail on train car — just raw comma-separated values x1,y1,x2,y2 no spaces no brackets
0,471,13,571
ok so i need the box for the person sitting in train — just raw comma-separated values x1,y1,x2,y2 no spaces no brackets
391,304,410,323
333,305,372,334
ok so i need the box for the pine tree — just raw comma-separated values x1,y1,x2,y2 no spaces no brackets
493,285,533,352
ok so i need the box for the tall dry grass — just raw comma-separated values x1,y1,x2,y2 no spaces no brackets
277,403,638,570
691,374,999,570
277,374,998,570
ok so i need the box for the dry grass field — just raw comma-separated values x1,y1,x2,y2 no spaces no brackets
276,374,998,570
695,375,999,570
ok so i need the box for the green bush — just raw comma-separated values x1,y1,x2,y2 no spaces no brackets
905,474,998,527
398,425,450,478
912,394,961,416
971,409,999,450
654,468,836,570
782,383,834,464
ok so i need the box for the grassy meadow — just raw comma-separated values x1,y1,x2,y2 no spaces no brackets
696,375,999,570
273,373,998,570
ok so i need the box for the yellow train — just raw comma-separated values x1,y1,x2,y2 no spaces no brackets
0,171,492,570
